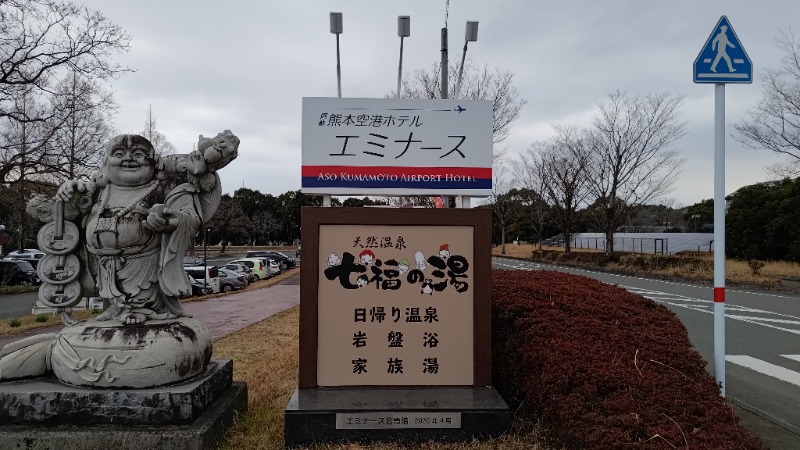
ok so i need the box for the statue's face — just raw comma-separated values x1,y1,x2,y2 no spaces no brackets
105,135,155,187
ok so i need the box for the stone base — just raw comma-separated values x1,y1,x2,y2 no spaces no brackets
0,382,247,450
0,359,246,450
0,359,233,425
284,387,510,447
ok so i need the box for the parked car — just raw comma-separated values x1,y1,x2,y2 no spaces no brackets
186,274,212,296
183,266,221,293
5,249,45,268
251,257,280,277
222,262,253,283
228,258,271,281
262,258,280,276
0,259,40,286
218,267,248,292
245,251,297,271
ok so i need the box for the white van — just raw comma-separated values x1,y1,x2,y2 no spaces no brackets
183,266,221,293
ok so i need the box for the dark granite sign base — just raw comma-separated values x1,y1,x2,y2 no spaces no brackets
0,359,247,450
284,387,510,447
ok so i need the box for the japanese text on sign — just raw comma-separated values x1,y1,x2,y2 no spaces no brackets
317,225,475,386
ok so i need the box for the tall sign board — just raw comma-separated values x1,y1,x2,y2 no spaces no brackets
302,98,493,196
288,97,507,447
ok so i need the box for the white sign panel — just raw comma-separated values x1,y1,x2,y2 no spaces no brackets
301,97,492,196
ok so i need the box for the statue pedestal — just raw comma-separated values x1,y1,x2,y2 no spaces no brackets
0,359,246,450
51,316,213,388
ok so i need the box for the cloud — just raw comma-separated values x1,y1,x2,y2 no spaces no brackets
79,0,800,205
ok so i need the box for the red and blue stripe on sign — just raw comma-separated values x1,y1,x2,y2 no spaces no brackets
301,166,492,190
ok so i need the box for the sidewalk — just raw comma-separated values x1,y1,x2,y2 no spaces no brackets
0,275,300,349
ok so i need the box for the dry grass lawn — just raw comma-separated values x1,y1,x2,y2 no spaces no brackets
494,243,800,288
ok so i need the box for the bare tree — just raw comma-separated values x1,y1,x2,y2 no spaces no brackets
487,164,518,254
140,105,176,156
0,88,57,186
515,148,552,250
0,0,131,123
391,61,526,208
531,126,591,253
588,90,686,255
734,29,800,176
48,69,116,182
399,61,526,148
0,87,60,251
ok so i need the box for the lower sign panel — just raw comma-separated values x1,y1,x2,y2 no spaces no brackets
336,412,462,429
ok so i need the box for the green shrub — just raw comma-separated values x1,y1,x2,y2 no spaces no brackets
35,314,49,323
8,318,22,327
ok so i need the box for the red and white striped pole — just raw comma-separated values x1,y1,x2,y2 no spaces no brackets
713,83,726,397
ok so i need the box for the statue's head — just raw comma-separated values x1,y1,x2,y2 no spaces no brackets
100,134,158,187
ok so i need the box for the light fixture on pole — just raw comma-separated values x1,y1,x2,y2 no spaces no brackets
330,12,343,98
454,21,478,99
396,16,410,99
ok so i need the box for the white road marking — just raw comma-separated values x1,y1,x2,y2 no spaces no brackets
784,355,800,363
727,355,800,387
492,257,800,335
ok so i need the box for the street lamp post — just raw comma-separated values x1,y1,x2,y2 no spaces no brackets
203,227,209,293
396,16,410,99
330,12,343,98
454,21,479,100
325,11,343,209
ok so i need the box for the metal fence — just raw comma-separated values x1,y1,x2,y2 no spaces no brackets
538,233,715,255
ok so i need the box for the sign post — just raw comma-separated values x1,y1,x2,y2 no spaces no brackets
693,15,752,397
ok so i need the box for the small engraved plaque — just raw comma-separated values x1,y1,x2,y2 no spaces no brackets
336,412,461,429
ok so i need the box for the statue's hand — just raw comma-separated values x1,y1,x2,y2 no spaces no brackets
144,204,180,232
56,180,94,202
201,130,239,172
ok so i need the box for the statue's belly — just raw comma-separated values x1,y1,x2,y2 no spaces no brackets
86,211,157,252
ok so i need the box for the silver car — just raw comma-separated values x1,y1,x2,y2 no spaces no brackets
223,262,253,283
217,267,248,292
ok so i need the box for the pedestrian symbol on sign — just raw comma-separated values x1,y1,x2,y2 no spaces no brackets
693,16,752,84
710,25,735,73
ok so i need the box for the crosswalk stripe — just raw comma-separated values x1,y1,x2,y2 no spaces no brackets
727,355,800,387
784,355,800,363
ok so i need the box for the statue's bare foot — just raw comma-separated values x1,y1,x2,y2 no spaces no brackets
119,312,147,325
96,305,119,321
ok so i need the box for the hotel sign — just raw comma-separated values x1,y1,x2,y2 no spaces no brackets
301,98,493,196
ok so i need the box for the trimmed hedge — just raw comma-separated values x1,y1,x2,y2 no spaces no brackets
492,269,763,449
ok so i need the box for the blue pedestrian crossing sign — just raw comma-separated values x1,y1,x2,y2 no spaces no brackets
694,16,752,84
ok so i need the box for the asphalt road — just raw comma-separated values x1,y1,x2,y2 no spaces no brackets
493,256,800,449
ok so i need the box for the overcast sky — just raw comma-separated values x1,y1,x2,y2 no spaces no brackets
79,0,800,207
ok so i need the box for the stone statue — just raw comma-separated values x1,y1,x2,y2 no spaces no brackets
0,131,239,388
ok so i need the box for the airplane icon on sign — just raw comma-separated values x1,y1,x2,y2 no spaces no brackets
454,105,466,113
